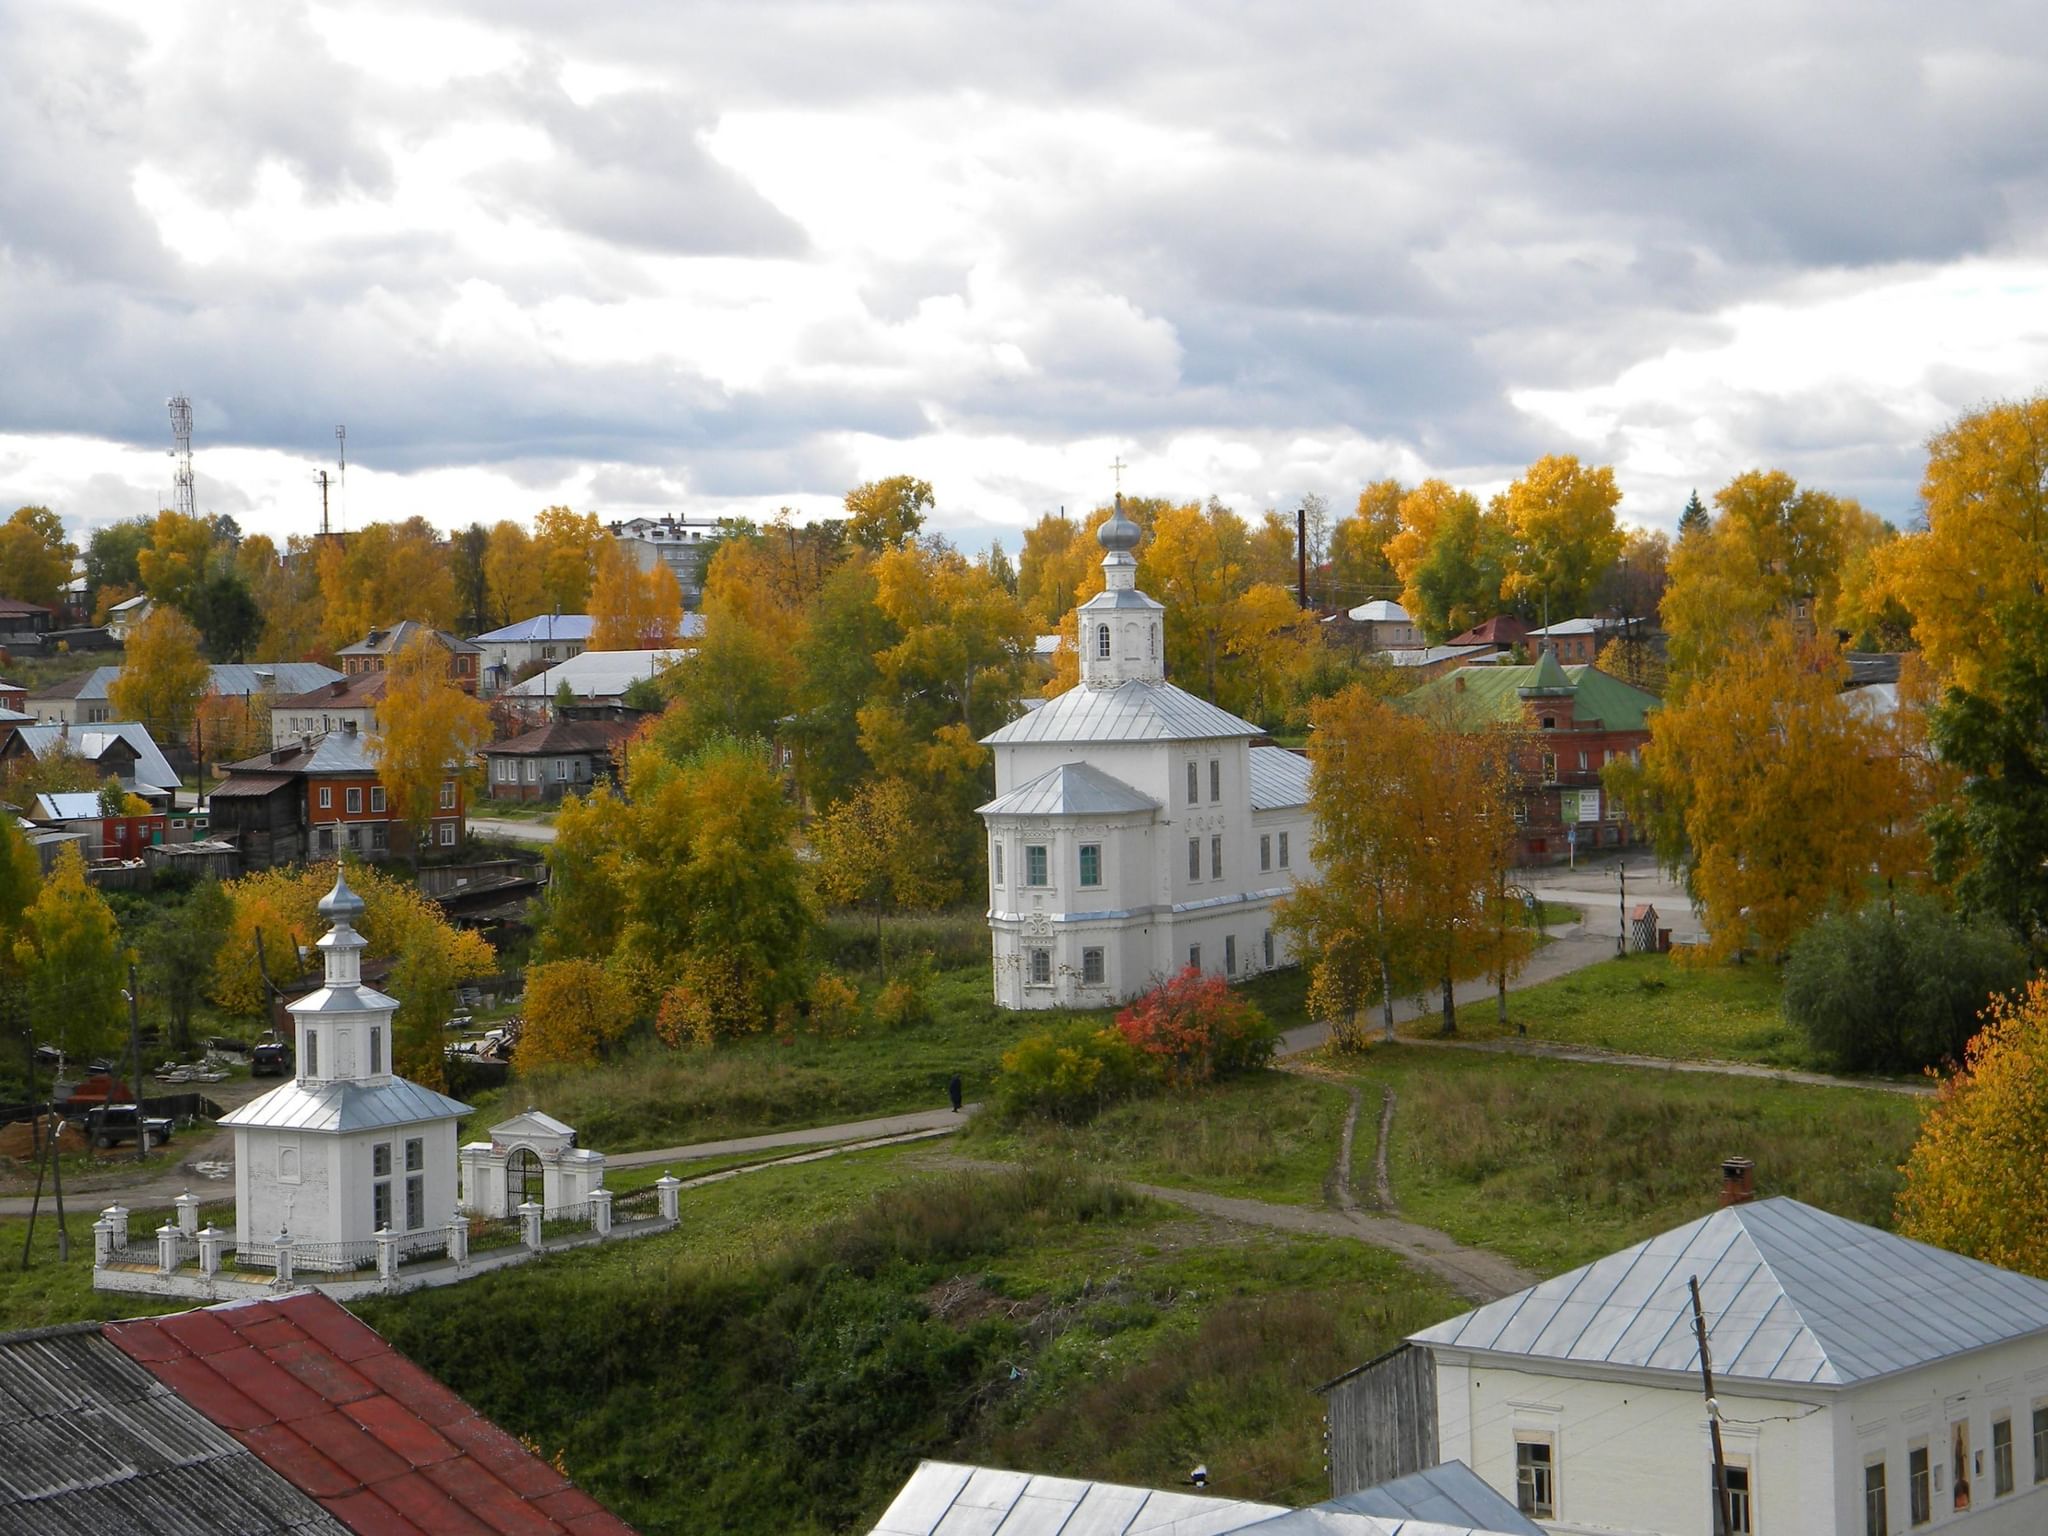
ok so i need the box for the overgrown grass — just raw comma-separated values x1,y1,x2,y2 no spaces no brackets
966,1070,1349,1205
0,1211,193,1331
1329,1045,1923,1272
358,1146,1458,1533
1404,952,1808,1065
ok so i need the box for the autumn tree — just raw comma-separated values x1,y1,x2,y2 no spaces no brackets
845,475,933,552
372,633,490,851
109,607,211,743
589,539,684,649
532,506,606,614
317,519,459,651
1497,455,1625,622
1610,621,1927,959
1246,509,1300,592
15,845,126,1062
85,519,151,614
1411,491,1511,641
188,567,262,659
811,776,952,966
1896,978,2048,1277
1145,500,1251,700
193,687,274,766
1329,479,1405,609
483,520,546,627
537,781,634,962
248,534,325,661
136,509,218,613
1017,511,1094,628
1114,968,1275,1086
520,959,636,1069
141,880,232,1052
450,522,491,633
0,505,74,609
1677,488,1710,541
790,558,896,807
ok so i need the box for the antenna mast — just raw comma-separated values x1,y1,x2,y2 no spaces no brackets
335,425,347,533
167,396,195,519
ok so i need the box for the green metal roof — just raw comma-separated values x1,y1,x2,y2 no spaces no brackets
1397,662,1658,732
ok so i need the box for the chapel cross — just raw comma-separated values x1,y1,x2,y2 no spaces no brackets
1109,455,1127,493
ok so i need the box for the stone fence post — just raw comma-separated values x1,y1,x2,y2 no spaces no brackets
518,1200,543,1252
656,1174,682,1223
156,1222,180,1277
93,1210,118,1269
174,1191,200,1236
590,1189,612,1237
376,1228,399,1290
104,1203,130,1248
447,1212,469,1269
198,1225,226,1280
273,1230,295,1289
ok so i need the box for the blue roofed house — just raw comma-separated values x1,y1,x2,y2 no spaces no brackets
471,613,596,694
977,499,1314,1010
1329,1191,2048,1535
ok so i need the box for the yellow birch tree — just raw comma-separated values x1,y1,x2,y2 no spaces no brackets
372,634,489,850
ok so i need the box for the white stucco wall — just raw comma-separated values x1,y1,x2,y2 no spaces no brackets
1436,1341,2048,1536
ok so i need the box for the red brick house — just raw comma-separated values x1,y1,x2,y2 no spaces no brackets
1397,647,1659,864
337,621,483,694
211,723,466,868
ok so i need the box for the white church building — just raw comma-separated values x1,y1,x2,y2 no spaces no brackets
219,871,472,1268
978,498,1314,1010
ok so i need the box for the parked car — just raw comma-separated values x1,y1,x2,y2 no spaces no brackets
80,1104,174,1151
251,1041,292,1078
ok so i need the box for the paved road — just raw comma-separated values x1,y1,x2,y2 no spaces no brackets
469,817,557,844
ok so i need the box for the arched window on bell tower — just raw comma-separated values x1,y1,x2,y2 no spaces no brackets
1096,623,1111,659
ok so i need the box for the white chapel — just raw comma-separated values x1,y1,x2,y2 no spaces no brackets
220,870,471,1266
978,498,1315,1010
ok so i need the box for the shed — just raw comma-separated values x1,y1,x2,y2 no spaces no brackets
1630,901,1659,953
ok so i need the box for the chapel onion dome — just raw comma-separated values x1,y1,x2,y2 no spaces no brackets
1098,499,1142,555
317,868,365,922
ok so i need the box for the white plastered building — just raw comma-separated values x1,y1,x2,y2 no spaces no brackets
219,871,471,1269
1395,1197,2048,1536
977,499,1313,1010
460,1109,606,1219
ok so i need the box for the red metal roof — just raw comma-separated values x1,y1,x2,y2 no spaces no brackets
105,1294,636,1536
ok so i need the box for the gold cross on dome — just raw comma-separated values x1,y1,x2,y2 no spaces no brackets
1109,455,1127,492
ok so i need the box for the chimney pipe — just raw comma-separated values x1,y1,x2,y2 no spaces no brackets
1719,1156,1755,1207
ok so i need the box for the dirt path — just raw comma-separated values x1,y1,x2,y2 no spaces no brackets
1395,1034,1935,1095
1371,1088,1397,1212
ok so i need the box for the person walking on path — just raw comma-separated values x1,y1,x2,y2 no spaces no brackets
947,1073,963,1113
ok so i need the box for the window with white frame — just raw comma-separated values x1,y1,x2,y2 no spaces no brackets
1515,1437,1555,1519
1027,947,1052,985
319,786,332,809
371,786,385,812
1096,623,1110,658
1210,835,1222,879
439,822,455,846
2034,1404,2048,1483
1186,760,1198,805
1026,844,1048,886
368,1026,382,1074
556,759,569,780
1188,839,1200,880
440,780,456,809
992,842,1004,886
1078,843,1101,887
305,1030,318,1077
1278,831,1290,869
346,786,362,813
1577,751,1589,772
1994,1415,2014,1497
1224,934,1236,974
1260,833,1271,871
1723,1461,1753,1535
1209,758,1220,802
1865,1456,1889,1536
1081,947,1104,985
1908,1442,1930,1526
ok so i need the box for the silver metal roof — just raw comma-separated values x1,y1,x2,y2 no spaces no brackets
0,1326,346,1535
867,1461,1284,1536
979,762,1159,819
983,680,1260,746
1412,1197,2048,1387
14,724,178,794
220,1076,472,1133
1079,586,1165,613
1247,746,1311,811
286,982,400,1015
506,647,689,698
1283,1462,1540,1535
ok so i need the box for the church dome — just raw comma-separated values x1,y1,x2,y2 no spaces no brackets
1098,499,1141,555
317,869,365,922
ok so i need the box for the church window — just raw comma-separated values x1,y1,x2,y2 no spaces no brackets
1225,935,1237,974
1026,844,1048,886
406,1137,423,1171
1082,947,1105,985
1096,624,1111,659
1210,835,1222,879
373,1181,392,1233
1278,832,1290,869
1209,759,1221,802
368,1026,382,1074
406,1175,424,1231
1149,626,1157,659
305,1030,319,1077
1188,944,1201,972
1186,761,1199,805
374,1143,392,1177
1260,834,1271,871
1027,948,1052,985
992,842,1004,885
1188,839,1200,880
1078,844,1101,887
1263,930,1274,967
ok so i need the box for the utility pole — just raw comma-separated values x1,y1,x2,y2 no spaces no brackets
127,963,145,1164
1617,862,1629,959
1690,1275,1734,1536
1296,507,1309,610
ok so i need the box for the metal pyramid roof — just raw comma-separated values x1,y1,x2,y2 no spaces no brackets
982,680,1260,746
1411,1198,2048,1387
978,762,1158,818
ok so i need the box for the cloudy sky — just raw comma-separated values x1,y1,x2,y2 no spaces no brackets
6,1,2048,549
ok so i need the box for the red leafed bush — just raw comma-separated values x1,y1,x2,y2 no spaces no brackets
1114,967,1276,1087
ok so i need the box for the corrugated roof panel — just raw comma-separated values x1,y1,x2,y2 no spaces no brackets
1309,1459,1541,1534
1247,747,1310,810
983,680,1260,746
978,762,1158,819
220,1077,472,1133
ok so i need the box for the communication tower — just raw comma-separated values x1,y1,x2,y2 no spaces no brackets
167,395,195,519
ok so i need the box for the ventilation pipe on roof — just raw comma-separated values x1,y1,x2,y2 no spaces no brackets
1719,1156,1756,1207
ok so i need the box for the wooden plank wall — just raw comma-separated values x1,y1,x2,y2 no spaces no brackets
1326,1343,1439,1496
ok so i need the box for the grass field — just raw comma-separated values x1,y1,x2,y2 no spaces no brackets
1327,1044,1923,1272
1403,952,1810,1066
964,1069,1350,1205
357,1144,1460,1533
